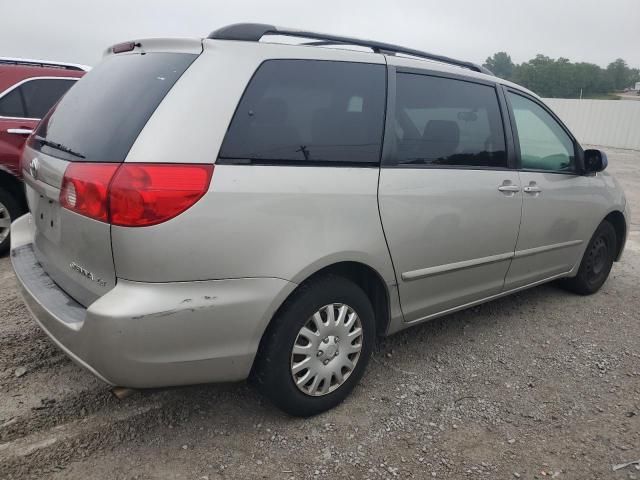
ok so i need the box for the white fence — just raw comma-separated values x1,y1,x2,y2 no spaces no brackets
543,99,640,150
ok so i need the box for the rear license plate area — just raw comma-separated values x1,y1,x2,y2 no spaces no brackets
34,195,61,241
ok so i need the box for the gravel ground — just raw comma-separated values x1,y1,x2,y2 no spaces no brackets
1,147,639,480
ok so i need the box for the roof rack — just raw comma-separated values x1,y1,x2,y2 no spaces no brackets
207,23,492,75
0,57,90,72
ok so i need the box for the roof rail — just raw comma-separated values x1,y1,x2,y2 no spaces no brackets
207,23,492,75
0,57,90,72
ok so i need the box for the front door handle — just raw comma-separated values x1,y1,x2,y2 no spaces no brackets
523,185,542,193
6,128,34,135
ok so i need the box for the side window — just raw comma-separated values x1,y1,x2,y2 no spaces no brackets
0,87,26,117
21,79,76,118
508,92,575,172
219,60,386,165
394,73,507,168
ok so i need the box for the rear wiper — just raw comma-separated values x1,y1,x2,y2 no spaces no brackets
34,135,86,159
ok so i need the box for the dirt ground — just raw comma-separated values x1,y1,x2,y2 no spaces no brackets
1,148,639,480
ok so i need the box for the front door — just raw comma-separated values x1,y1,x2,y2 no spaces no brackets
504,90,595,289
378,71,522,323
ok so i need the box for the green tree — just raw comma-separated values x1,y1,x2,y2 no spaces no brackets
483,52,515,80
625,67,640,87
512,54,559,96
607,58,633,90
484,52,638,98
573,62,614,96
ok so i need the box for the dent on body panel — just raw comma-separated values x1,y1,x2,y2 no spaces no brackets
87,277,297,367
382,186,462,258
131,295,218,320
380,170,519,267
576,174,622,238
603,172,627,211
529,173,606,243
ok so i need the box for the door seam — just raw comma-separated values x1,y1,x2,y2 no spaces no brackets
502,171,524,288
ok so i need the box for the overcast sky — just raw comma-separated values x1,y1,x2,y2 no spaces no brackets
2,0,639,69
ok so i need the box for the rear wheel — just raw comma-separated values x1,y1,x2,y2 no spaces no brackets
252,275,375,417
559,220,617,295
0,188,22,255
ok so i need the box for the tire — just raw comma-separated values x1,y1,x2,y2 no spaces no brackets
559,220,617,295
252,274,375,417
0,187,22,256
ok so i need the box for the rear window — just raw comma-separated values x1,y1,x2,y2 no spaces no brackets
31,52,196,162
219,60,386,166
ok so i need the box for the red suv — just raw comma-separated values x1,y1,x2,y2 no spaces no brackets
0,57,87,253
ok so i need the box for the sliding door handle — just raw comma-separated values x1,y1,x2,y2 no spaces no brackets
498,184,520,193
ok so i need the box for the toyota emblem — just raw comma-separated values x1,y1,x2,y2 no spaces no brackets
29,157,39,180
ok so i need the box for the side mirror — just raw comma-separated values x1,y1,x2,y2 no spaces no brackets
584,149,608,173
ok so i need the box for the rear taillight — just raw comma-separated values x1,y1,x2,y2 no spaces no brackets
110,164,213,227
59,163,213,226
60,163,120,222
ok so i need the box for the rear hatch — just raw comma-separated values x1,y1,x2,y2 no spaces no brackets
22,43,200,307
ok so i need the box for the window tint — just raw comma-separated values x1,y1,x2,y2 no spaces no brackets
219,60,386,165
21,78,76,118
395,74,507,168
0,87,26,117
508,92,575,172
32,52,196,162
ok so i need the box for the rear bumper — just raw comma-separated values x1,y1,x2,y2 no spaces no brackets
10,214,296,388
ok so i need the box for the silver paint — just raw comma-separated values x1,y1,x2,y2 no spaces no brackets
9,37,628,391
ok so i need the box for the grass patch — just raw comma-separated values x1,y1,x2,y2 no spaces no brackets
581,93,621,100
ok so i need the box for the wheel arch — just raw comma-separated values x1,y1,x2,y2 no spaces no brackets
603,210,626,261
297,261,392,337
253,260,393,375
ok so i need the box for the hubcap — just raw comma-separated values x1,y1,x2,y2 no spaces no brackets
0,201,11,244
290,303,363,397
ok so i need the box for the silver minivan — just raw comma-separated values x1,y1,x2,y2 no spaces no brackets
10,24,628,416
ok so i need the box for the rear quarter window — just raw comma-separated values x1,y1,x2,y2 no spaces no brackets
31,52,197,162
0,87,24,117
21,78,76,118
219,60,386,166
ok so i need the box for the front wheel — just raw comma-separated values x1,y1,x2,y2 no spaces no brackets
252,275,375,417
559,220,617,295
